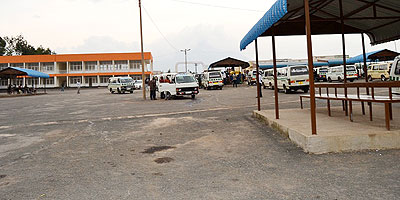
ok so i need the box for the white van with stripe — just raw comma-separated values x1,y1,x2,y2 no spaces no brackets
389,56,400,94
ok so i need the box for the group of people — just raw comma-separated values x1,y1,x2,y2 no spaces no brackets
7,84,36,95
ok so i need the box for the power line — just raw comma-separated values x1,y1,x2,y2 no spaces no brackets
142,5,179,52
167,0,265,13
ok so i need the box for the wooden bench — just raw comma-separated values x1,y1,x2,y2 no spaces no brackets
300,82,400,130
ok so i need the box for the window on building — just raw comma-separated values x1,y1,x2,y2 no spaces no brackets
42,62,54,71
42,78,54,85
85,61,97,71
26,78,39,86
70,62,83,71
115,60,128,71
99,61,113,71
0,63,8,70
84,76,98,84
70,77,82,84
0,79,9,86
100,76,111,83
26,63,39,71
10,63,23,68
129,60,142,70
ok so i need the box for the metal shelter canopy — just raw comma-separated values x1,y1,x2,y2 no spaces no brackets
327,49,399,66
208,57,250,69
240,0,400,50
0,67,50,78
260,61,328,69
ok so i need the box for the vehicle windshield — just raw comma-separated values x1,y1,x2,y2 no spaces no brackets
120,78,133,83
176,75,196,83
136,80,142,83
209,72,221,78
290,66,308,76
319,68,328,73
252,71,257,75
346,66,356,71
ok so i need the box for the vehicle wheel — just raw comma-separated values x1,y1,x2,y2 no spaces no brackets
338,77,342,82
368,75,372,81
122,90,126,94
381,75,386,81
284,85,290,94
110,88,114,93
269,83,273,90
303,88,309,93
219,87,223,90
328,77,332,82
166,92,171,100
191,94,195,99
263,83,266,89
130,91,133,93
160,92,165,99
349,79,354,82
117,88,121,94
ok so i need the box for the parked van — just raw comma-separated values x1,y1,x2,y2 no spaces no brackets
389,56,400,94
262,69,274,89
247,70,262,85
157,73,199,99
201,70,224,90
367,62,392,81
276,65,309,94
327,65,358,82
107,77,134,94
315,67,329,82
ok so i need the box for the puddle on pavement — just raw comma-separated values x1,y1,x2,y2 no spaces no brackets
141,146,176,154
154,157,174,164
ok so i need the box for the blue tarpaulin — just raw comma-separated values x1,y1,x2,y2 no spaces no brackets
0,67,50,78
240,0,287,50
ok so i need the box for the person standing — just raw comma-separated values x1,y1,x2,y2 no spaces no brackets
61,82,65,92
258,73,263,98
76,81,81,94
149,77,157,100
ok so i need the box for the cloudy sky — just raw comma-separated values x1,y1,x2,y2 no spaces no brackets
1,0,399,72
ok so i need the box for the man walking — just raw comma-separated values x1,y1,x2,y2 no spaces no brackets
149,77,157,100
77,81,81,94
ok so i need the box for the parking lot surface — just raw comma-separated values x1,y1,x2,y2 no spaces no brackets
0,85,399,199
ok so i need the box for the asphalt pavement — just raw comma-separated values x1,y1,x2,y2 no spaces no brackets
0,85,399,199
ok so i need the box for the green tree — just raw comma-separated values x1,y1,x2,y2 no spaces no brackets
0,37,5,56
3,35,54,56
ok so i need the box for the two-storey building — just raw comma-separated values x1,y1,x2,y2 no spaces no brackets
0,52,153,88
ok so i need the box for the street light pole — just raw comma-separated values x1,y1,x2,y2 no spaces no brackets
139,0,146,100
180,49,191,72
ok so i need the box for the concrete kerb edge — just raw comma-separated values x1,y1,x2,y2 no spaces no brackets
253,110,309,153
253,110,400,154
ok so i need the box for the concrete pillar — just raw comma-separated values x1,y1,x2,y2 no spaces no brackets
23,63,26,86
112,60,115,72
82,61,85,72
54,76,58,87
97,75,100,86
97,61,100,72
66,62,70,87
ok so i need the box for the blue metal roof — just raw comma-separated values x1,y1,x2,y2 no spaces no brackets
259,61,328,70
240,0,287,50
327,50,384,66
10,67,50,78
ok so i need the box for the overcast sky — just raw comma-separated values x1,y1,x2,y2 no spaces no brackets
1,0,399,72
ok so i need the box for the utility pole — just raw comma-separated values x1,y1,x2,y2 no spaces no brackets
139,0,146,100
180,49,191,72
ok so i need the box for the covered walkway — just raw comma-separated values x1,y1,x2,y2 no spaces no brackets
240,0,400,137
0,67,50,95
